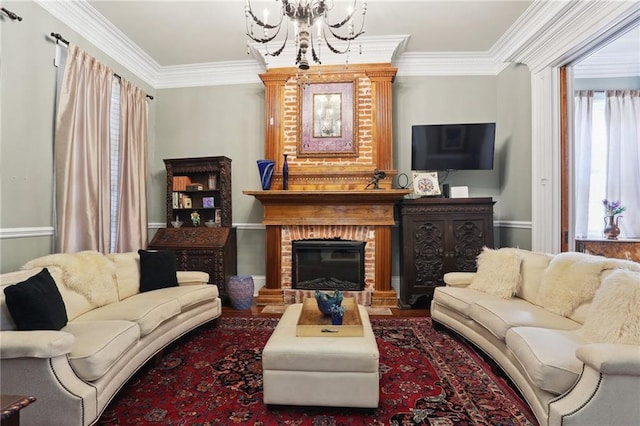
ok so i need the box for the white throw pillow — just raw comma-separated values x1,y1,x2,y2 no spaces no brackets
468,247,522,299
580,269,640,344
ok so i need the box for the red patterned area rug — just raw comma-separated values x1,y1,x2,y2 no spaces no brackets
99,317,537,425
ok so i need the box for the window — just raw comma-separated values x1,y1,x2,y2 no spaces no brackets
585,92,606,237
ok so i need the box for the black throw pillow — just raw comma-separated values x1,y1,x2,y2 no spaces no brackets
3,268,68,331
138,249,179,292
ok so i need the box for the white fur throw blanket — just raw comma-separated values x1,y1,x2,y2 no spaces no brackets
580,269,640,344
537,252,640,316
23,251,118,307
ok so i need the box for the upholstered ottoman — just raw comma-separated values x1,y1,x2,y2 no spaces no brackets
262,303,380,408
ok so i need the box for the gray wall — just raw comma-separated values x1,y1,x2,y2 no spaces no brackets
0,1,155,272
0,1,533,275
152,85,267,275
495,63,533,249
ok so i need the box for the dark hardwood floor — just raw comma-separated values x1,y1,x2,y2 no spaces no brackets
222,300,430,318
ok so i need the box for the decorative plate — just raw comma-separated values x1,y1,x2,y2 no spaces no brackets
412,172,441,196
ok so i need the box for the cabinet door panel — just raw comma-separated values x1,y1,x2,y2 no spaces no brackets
413,219,446,288
451,218,487,271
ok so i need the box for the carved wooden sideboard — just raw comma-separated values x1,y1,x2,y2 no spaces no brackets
148,227,236,301
575,238,640,262
398,197,494,308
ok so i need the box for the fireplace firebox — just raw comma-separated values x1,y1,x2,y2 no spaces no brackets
292,239,366,291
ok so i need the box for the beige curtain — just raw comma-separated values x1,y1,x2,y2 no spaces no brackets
55,44,113,253
116,79,148,251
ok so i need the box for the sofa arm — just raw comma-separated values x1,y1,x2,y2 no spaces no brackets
177,271,210,286
576,343,640,376
549,343,640,425
443,272,475,288
0,330,74,359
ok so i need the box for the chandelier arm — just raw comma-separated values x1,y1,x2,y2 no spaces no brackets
326,27,365,42
265,23,290,57
324,38,352,55
246,10,287,45
310,36,321,65
246,27,283,45
245,7,283,31
325,0,359,28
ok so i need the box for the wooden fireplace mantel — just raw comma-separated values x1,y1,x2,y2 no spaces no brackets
243,190,410,226
244,189,411,307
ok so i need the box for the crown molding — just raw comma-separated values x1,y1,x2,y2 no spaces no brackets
501,0,640,73
35,0,161,87
489,0,573,64
35,0,640,89
395,52,508,77
249,34,410,70
155,61,266,88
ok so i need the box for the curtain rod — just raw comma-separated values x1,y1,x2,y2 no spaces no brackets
1,7,23,21
50,32,154,100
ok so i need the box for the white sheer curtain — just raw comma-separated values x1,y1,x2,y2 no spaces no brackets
605,90,640,238
574,91,594,238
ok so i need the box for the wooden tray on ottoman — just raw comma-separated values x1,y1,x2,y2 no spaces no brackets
296,297,364,337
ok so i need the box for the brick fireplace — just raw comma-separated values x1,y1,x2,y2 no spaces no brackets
244,64,408,307
244,189,408,306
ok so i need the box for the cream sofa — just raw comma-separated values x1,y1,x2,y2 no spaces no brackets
431,248,640,426
0,251,221,426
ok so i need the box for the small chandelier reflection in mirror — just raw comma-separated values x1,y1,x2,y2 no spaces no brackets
245,0,367,70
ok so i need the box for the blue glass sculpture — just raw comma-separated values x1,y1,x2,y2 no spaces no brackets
257,159,275,190
315,289,343,316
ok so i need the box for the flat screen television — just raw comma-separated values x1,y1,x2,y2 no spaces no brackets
411,122,496,171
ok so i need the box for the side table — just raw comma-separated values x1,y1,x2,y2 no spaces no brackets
1,395,36,426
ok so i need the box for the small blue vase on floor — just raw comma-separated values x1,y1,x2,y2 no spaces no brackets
228,275,254,310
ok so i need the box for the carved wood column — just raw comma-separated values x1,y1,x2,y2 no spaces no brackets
256,225,284,305
372,225,396,307
367,68,397,171
260,72,288,162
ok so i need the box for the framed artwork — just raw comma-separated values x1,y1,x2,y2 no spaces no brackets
413,172,441,197
297,81,358,157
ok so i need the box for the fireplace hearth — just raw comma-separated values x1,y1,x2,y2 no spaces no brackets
292,239,365,291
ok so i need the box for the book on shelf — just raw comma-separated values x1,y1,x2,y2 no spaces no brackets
172,176,191,191
186,183,204,191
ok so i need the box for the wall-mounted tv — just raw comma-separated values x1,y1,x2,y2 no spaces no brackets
411,122,496,171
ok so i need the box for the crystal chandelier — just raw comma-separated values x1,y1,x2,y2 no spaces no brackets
245,0,367,70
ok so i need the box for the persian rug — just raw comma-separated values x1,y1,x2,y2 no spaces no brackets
99,317,537,425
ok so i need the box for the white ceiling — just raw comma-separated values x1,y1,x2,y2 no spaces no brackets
574,26,640,78
38,1,639,87
86,0,533,66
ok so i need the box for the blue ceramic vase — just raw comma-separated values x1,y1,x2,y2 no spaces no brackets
228,275,254,310
257,160,275,190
